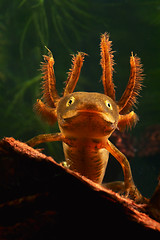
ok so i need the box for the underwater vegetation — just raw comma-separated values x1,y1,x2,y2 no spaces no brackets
0,0,160,196
0,0,92,157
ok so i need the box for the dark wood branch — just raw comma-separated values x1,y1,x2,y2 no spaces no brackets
0,137,160,239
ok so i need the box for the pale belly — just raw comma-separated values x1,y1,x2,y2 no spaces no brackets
63,140,109,184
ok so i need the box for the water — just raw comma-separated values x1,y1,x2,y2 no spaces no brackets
0,0,159,197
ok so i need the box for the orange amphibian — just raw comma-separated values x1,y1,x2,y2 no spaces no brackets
27,33,144,202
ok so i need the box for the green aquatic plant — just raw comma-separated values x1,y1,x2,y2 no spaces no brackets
5,74,41,117
0,0,93,159
0,0,159,165
18,0,92,55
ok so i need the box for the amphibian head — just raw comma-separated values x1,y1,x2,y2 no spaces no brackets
34,33,142,137
57,92,119,138
27,33,145,202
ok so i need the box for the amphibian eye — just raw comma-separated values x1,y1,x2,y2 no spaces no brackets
105,100,113,110
66,96,75,107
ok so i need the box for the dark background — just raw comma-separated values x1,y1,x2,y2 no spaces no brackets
0,0,159,197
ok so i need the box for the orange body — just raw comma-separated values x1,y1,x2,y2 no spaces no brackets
27,33,144,201
58,92,118,184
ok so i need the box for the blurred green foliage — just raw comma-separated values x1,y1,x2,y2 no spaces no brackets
0,0,93,158
0,0,160,141
0,0,160,195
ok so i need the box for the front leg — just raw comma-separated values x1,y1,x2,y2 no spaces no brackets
105,140,144,202
26,133,72,168
26,132,64,147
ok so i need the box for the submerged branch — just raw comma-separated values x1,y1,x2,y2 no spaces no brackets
0,137,159,239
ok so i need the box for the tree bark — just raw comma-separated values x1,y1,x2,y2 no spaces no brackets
0,137,159,239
